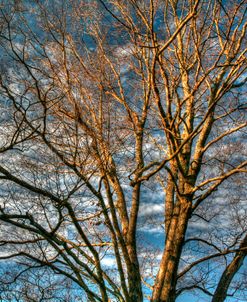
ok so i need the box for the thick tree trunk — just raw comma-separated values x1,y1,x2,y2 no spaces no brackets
152,199,192,302
128,262,143,302
164,161,177,234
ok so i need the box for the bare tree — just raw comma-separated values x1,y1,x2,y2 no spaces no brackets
0,0,246,301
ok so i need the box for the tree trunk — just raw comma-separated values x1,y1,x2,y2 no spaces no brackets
152,199,192,302
128,263,143,302
212,234,247,302
127,182,143,302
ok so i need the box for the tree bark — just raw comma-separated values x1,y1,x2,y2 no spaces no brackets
152,198,192,302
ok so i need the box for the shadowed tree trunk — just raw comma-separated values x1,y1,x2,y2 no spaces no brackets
212,234,247,302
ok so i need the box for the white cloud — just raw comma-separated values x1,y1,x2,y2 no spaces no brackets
139,203,164,217
101,257,117,267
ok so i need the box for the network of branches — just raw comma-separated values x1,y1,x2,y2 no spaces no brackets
0,0,246,302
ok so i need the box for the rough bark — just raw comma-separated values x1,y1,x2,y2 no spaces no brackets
152,198,192,302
